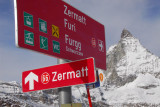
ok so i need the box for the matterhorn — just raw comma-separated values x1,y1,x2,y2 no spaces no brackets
72,29,160,106
103,29,160,106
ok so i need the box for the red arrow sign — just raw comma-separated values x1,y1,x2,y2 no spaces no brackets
22,58,96,92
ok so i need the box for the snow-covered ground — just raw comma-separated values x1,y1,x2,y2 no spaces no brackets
72,73,160,106
104,73,160,105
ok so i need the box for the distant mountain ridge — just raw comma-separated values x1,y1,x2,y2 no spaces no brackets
0,81,59,106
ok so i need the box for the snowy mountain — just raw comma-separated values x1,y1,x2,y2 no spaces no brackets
106,29,160,87
1,29,160,106
73,29,160,106
100,29,160,106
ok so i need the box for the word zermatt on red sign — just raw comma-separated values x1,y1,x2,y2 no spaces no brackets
22,57,96,92
14,0,106,70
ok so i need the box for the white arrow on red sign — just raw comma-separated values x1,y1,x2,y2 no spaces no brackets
25,72,38,90
22,57,96,92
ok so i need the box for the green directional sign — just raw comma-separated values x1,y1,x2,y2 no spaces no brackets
53,40,60,54
24,12,33,28
39,19,47,33
40,36,48,50
24,30,34,46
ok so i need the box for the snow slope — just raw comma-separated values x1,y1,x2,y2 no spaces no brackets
104,73,160,105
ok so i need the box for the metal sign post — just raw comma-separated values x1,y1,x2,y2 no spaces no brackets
57,59,72,106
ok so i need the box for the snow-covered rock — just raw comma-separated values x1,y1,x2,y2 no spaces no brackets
103,29,160,106
103,73,160,105
106,29,160,87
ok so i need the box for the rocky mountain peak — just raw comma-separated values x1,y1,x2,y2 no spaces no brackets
106,28,160,85
121,28,133,38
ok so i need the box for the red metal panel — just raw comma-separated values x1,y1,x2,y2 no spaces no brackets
15,0,106,70
22,58,96,92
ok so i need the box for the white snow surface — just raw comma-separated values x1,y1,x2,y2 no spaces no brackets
72,74,160,105
104,73,160,105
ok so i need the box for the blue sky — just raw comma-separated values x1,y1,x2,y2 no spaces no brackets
146,0,160,19
0,0,160,82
